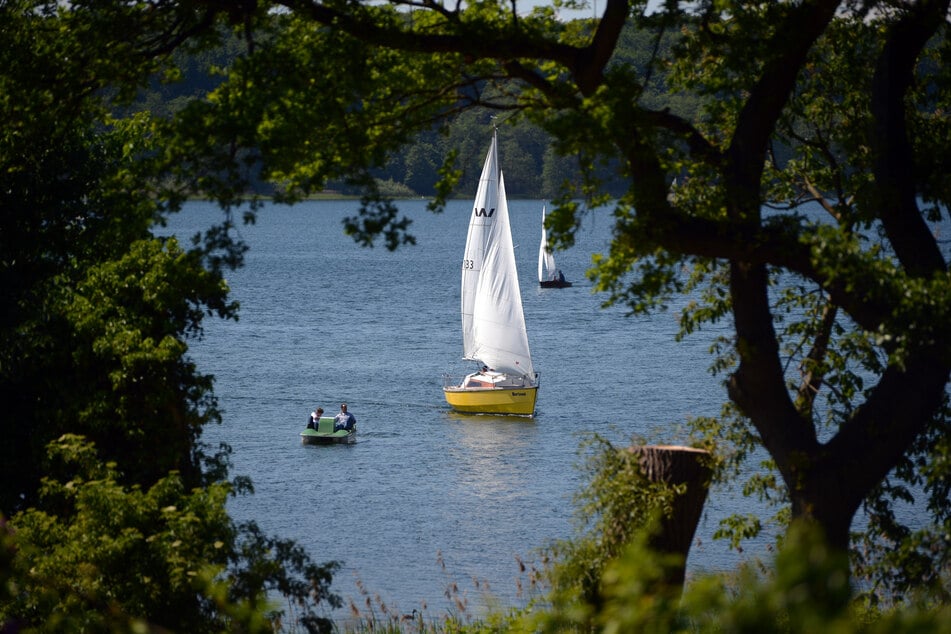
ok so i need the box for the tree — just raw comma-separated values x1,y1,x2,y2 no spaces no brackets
666,5,951,603
3,435,338,633
525,517,951,633
0,0,240,513
1,2,339,629
163,0,951,599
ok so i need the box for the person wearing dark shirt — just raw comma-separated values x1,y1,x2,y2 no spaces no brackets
333,403,356,431
307,407,324,429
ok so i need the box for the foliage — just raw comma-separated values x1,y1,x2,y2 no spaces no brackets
1,2,341,630
149,0,951,609
665,7,951,604
0,106,238,511
531,435,687,632
0,0,243,513
145,11,684,206
6,0,951,626
1,435,338,632
510,447,950,634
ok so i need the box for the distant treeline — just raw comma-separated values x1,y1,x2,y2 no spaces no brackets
139,21,700,199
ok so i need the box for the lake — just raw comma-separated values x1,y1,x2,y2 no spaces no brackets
170,198,768,619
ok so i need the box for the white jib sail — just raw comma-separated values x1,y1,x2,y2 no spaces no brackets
470,172,534,378
538,205,557,282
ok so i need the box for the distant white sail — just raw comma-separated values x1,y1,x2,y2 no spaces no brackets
538,205,558,282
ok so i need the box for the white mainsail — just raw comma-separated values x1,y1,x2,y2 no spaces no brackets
459,131,534,379
538,205,557,282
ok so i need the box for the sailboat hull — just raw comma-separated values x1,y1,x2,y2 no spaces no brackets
443,385,538,416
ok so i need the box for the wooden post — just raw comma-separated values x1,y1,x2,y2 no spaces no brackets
627,445,712,589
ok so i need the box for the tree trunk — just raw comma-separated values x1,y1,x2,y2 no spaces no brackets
627,445,712,590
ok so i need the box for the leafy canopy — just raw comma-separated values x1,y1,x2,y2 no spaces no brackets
158,0,951,604
1,2,341,630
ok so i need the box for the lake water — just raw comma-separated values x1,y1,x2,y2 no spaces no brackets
169,198,766,619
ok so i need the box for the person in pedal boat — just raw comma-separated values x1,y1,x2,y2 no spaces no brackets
333,403,356,431
307,407,323,429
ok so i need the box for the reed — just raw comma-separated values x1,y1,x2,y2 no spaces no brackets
332,550,546,633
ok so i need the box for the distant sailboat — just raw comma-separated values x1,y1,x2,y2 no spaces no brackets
538,205,572,288
443,129,539,416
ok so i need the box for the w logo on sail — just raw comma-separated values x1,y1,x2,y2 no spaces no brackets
473,207,495,217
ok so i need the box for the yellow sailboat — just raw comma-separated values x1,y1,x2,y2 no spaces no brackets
443,129,539,417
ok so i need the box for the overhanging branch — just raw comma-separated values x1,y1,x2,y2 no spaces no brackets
621,209,899,335
870,0,949,277
728,0,840,204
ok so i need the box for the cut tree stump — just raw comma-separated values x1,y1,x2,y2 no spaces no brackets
627,445,712,589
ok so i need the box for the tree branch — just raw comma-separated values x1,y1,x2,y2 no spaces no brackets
870,0,949,277
573,0,630,94
268,0,638,102
727,260,820,470
727,0,841,211
721,0,850,515
819,352,951,524
642,109,721,167
624,209,899,335
275,0,585,75
795,299,838,417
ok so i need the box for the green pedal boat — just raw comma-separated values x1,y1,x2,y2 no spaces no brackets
300,417,356,445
